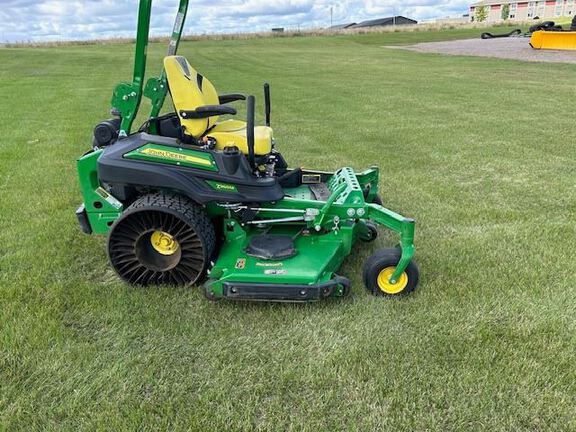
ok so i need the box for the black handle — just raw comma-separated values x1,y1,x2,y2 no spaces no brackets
247,95,256,169
219,93,246,104
264,83,271,127
180,105,236,119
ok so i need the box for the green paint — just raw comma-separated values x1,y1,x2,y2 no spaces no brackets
206,181,238,193
204,167,416,293
205,221,353,299
77,150,123,234
123,143,218,171
111,0,152,136
356,167,380,203
283,185,314,200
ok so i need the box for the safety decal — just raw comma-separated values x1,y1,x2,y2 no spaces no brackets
255,262,283,267
264,269,287,275
95,187,123,209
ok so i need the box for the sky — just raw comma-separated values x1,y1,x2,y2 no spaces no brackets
0,0,471,43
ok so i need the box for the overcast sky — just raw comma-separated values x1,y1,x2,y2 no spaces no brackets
0,0,470,43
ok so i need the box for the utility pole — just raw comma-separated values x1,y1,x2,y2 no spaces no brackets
330,6,333,28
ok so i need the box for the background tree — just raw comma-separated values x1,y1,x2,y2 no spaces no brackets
476,4,488,22
501,3,510,20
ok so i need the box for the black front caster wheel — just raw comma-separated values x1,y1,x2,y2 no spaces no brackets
359,222,378,243
363,248,419,296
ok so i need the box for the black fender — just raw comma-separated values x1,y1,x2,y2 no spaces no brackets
97,133,284,204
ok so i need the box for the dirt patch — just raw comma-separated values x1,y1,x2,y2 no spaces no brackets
390,37,576,64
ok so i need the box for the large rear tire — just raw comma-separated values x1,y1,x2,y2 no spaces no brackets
107,193,216,286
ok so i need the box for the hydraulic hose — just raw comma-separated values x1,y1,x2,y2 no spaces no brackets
481,29,522,39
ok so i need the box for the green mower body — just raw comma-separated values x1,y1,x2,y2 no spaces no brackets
75,0,420,301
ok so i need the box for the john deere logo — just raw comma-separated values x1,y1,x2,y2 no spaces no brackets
140,147,212,167
208,181,237,192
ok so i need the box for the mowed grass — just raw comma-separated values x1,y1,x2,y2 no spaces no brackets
1,27,575,431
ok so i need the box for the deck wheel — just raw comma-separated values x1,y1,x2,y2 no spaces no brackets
359,222,378,243
362,248,419,296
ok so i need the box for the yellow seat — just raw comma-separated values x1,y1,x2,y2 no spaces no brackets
207,120,272,156
163,56,273,156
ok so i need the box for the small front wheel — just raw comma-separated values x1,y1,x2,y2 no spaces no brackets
363,248,419,296
359,222,378,243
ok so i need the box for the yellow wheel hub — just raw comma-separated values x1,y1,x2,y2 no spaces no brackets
150,231,179,256
377,267,408,295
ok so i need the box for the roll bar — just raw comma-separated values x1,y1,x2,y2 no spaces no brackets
112,0,190,137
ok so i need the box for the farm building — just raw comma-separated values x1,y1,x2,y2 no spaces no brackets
330,16,417,30
329,23,357,30
470,0,576,23
351,16,418,28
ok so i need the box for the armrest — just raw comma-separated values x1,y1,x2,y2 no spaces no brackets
180,105,237,119
219,93,246,104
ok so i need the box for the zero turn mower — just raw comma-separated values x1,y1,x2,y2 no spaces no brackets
76,0,420,302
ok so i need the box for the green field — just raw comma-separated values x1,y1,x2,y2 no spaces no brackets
1,27,575,430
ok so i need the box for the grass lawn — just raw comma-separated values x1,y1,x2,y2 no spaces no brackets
1,27,575,431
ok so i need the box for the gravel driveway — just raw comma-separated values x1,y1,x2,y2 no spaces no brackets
392,37,576,64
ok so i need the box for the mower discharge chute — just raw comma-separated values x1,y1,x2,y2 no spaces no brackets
76,0,420,302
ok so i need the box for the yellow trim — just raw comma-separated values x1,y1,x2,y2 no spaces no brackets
151,231,180,256
164,56,220,138
377,267,408,294
140,147,212,167
209,120,273,156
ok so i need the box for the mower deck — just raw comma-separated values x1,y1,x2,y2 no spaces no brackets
205,224,354,301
